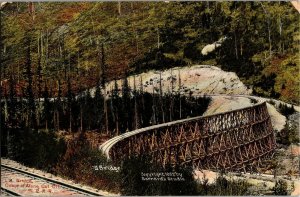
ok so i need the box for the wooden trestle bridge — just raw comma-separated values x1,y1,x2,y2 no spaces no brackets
100,102,276,172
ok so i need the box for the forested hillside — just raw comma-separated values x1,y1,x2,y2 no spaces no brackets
1,3,299,195
1,1,299,103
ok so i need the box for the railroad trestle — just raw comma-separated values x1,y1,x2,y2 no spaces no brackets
104,102,276,172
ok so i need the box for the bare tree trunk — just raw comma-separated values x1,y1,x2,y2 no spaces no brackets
240,40,243,56
170,69,174,121
26,112,29,128
77,51,80,74
139,76,144,126
234,31,238,60
69,107,72,132
278,15,282,53
37,33,41,129
157,28,160,49
151,86,156,125
17,54,20,83
54,83,57,130
80,105,83,132
59,36,62,59
133,75,139,129
20,97,24,122
28,2,35,21
46,29,49,60
110,84,118,135
41,31,43,59
178,70,182,119
140,76,143,93
115,111,119,136
268,24,272,56
170,68,174,93
53,109,56,130
159,71,165,123
104,87,108,134
36,104,40,129
260,2,272,57
57,111,59,131
118,1,121,15
37,34,40,55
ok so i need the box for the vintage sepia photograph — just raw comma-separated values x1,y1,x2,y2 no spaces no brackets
1,0,299,196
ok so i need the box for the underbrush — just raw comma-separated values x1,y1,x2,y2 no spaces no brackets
54,133,120,193
276,122,299,146
6,129,264,195
197,174,250,196
278,103,295,117
6,129,120,193
6,128,66,173
120,155,251,196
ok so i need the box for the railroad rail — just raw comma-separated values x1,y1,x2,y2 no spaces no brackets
100,102,276,172
1,188,20,196
1,164,102,196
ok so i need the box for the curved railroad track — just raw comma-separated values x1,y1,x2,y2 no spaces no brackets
1,164,102,196
100,101,277,171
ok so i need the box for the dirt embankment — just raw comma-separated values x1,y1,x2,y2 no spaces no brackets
88,65,251,97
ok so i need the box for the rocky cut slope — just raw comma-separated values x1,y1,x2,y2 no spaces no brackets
89,65,252,97
87,64,299,132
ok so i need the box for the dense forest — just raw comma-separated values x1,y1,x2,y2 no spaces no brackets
0,1,299,103
1,74,211,134
1,0,299,153
0,2,298,195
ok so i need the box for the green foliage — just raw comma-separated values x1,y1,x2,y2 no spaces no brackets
262,54,300,104
1,2,299,104
1,85,211,134
196,174,250,196
0,3,298,193
6,128,66,172
272,179,288,195
24,35,37,129
267,99,276,106
120,155,251,195
276,122,299,146
120,156,198,195
89,150,121,191
278,103,295,117
250,98,258,104
55,133,120,192
4,128,120,193
42,82,51,130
